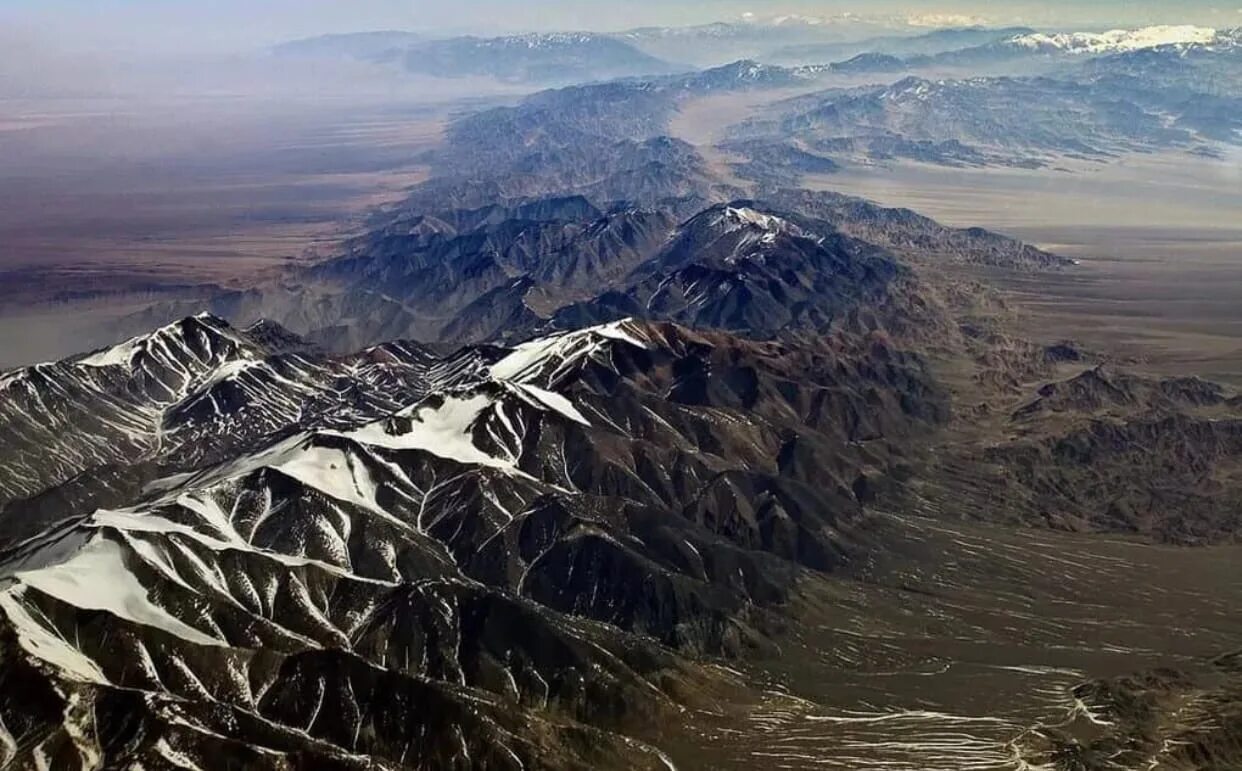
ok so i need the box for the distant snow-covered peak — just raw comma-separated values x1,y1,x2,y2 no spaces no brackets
1008,25,1219,54
488,32,603,49
721,206,790,231
77,313,245,371
738,11,879,28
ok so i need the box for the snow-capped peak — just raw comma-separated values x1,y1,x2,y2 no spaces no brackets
1008,25,1219,54
488,320,648,386
482,32,602,49
77,313,247,370
717,206,794,234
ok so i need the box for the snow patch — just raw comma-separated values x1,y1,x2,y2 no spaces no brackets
11,538,223,647
340,392,508,469
272,443,387,511
513,383,590,426
723,206,788,231
79,337,141,368
0,589,109,683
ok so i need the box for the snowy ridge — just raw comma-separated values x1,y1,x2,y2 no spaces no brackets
489,319,649,386
1007,25,1220,54
0,314,651,507
0,321,651,695
716,206,796,234
479,32,606,49
0,316,443,505
77,313,254,380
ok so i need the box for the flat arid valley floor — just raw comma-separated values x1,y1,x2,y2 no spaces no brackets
0,95,451,366
660,513,1242,768
809,151,1242,385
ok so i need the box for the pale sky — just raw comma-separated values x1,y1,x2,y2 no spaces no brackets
3,0,1240,53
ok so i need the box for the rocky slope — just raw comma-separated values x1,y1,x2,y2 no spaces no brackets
730,74,1222,168
108,188,1063,359
0,315,945,768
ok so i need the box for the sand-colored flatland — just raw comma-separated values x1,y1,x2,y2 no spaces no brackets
805,150,1242,383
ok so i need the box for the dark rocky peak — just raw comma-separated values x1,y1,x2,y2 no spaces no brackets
670,59,808,92
830,51,909,74
242,318,313,355
654,202,818,270
1014,365,1230,420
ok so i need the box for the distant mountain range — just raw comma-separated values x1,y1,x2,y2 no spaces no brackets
766,25,1037,65
273,21,1242,95
843,24,1242,73
729,29,1242,170
81,32,1240,355
397,33,679,84
276,31,678,84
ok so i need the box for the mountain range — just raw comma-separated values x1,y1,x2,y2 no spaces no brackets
277,31,679,84
6,191,1242,767
274,23,1242,86
6,15,1242,769
0,291,953,766
101,189,1068,357
728,45,1242,170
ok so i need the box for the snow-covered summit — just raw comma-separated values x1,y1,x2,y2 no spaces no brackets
1008,25,1220,54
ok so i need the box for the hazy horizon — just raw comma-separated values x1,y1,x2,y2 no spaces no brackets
4,0,1240,55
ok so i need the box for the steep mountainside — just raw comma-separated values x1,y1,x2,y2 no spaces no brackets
106,191,1056,356
731,74,1224,168
0,316,946,768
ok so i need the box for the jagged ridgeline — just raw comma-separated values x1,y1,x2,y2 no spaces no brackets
111,193,1067,356
0,309,947,767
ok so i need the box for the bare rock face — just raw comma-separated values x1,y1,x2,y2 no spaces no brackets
0,311,947,767
1017,652,1242,770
